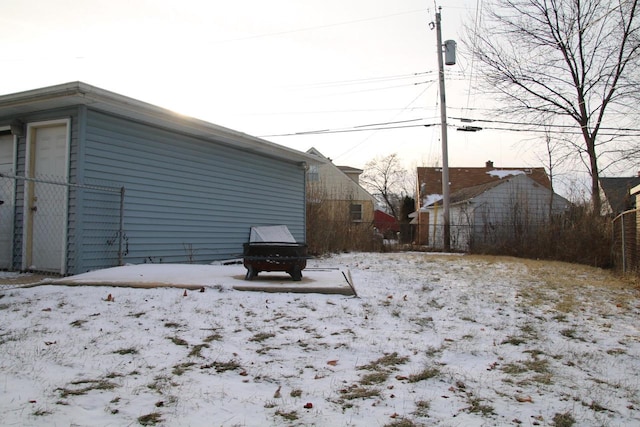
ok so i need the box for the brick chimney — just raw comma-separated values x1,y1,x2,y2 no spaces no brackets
486,160,494,168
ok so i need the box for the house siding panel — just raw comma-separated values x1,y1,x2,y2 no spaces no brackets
79,110,304,271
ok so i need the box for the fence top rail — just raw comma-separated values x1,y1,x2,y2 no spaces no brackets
612,207,639,223
0,173,123,194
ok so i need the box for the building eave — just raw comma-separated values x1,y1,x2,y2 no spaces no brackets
0,82,320,165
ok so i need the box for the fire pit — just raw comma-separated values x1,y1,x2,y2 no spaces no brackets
242,226,308,281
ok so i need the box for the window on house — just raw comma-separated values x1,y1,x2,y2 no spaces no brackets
308,165,319,182
350,203,363,222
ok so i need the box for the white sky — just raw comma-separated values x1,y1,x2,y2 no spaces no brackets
1,0,571,192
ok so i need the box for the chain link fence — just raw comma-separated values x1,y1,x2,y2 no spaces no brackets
612,208,638,275
0,173,124,273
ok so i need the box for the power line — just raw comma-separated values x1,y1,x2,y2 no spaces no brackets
211,8,427,44
449,116,640,132
334,82,436,161
284,71,435,89
260,120,436,137
259,116,640,138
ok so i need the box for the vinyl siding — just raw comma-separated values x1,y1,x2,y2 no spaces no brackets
77,109,305,271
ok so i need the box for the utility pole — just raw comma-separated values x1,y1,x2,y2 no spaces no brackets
435,7,451,252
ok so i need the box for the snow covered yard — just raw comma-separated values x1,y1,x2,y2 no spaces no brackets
0,252,639,427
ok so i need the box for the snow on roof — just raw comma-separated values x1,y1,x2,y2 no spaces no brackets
487,169,526,179
421,193,443,210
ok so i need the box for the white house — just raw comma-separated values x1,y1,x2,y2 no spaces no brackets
420,173,570,251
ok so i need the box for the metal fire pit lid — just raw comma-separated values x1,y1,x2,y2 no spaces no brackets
249,225,297,243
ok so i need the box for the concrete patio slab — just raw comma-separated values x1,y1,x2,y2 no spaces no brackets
42,264,356,296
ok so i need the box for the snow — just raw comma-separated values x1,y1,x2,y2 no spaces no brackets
487,170,526,179
1,252,639,426
420,194,443,210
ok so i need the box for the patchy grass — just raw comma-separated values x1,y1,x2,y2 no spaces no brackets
249,332,276,342
147,375,176,394
412,399,430,417
202,332,223,342
172,362,196,376
407,367,440,383
384,419,421,427
138,412,163,426
69,319,87,328
201,359,241,373
56,379,117,398
339,385,381,400
466,397,495,415
501,335,527,346
167,336,188,346
188,343,209,358
274,409,299,421
552,411,575,427
360,371,389,385
358,352,409,371
113,347,137,355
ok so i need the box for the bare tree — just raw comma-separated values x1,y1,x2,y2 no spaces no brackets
360,153,409,220
467,0,640,213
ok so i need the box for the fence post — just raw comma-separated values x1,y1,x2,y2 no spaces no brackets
621,213,626,273
119,186,125,266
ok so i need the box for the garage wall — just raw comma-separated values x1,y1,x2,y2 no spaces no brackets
77,109,306,272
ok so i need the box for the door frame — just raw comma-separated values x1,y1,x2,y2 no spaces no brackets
0,126,17,269
22,119,70,274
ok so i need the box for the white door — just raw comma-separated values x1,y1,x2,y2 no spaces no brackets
0,133,15,269
25,122,69,273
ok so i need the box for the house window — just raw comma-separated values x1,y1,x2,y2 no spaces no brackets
350,203,363,222
308,165,319,182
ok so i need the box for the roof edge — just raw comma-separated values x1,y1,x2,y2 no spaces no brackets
0,82,320,165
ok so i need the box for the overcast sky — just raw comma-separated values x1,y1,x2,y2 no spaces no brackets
1,0,564,190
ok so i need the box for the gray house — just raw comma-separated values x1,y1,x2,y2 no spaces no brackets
418,173,571,251
0,82,316,275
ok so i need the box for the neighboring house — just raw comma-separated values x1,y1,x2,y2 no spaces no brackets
374,209,400,237
0,82,318,275
305,147,375,225
599,174,640,215
413,161,569,250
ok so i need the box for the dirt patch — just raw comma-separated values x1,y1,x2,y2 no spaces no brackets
0,273,53,286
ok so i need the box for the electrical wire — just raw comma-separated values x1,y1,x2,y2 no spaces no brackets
260,116,640,138
212,8,427,44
